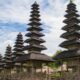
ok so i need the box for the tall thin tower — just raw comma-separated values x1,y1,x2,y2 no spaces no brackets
24,2,46,54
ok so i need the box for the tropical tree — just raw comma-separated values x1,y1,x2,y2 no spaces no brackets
48,50,62,69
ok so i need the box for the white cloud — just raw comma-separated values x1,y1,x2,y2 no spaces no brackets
0,31,17,56
0,0,80,56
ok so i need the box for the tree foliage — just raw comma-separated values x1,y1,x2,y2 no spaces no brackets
48,50,63,69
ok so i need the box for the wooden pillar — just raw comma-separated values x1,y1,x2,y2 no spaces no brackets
41,64,43,80
31,64,35,80
66,61,69,72
79,58,80,73
48,66,50,80
20,62,23,78
61,60,63,78
0,70,1,79
77,58,80,79
10,68,12,80
46,63,50,80
3,68,5,80
41,65,43,73
45,66,47,80
2,69,4,80
35,67,36,80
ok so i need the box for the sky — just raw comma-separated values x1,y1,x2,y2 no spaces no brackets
0,0,80,56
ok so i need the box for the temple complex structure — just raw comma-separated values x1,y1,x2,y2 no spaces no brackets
13,32,24,59
0,2,53,80
15,2,53,79
4,45,12,69
54,0,80,74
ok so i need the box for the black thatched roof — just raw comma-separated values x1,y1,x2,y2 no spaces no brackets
54,2,80,61
62,24,80,31
64,13,79,18
14,53,53,63
26,31,44,37
60,39,80,48
60,31,80,39
27,26,43,31
25,37,45,43
63,17,80,23
53,49,80,60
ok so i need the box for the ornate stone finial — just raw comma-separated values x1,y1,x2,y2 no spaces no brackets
18,32,22,35
34,1,37,4
8,44,11,47
70,0,74,3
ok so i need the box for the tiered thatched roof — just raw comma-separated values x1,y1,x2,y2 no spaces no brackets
54,1,80,60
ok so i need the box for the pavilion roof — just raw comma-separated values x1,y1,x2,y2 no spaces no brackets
14,53,53,63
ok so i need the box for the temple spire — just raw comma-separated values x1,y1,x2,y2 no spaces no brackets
14,2,53,73
18,32,22,35
24,2,46,54
34,1,37,4
54,0,80,60
4,45,12,69
13,32,24,59
70,0,74,3
8,44,11,47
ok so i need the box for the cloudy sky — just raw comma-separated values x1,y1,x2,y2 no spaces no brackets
0,0,80,56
